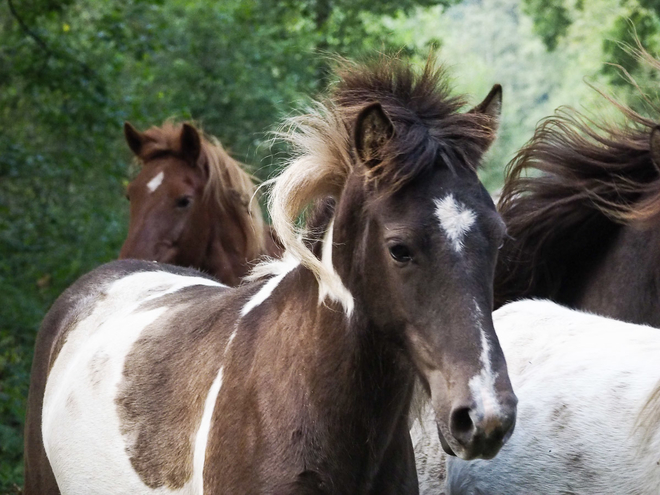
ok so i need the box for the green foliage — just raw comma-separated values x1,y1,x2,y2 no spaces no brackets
524,0,660,95
602,6,660,88
522,0,572,51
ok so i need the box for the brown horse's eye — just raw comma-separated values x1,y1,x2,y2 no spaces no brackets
176,196,192,209
389,244,412,263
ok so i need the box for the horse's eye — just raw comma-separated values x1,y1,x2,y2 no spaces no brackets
125,194,130,202
176,196,192,208
389,244,412,263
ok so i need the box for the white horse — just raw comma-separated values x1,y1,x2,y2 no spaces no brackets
414,299,660,494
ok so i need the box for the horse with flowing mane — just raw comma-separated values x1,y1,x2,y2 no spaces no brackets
494,51,660,325
23,55,516,494
120,121,281,286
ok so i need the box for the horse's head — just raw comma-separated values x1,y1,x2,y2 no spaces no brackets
120,122,213,270
119,122,266,285
349,91,516,461
267,58,516,460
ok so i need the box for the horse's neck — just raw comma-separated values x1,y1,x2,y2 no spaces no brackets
576,225,660,327
264,225,283,259
496,210,620,310
249,267,415,490
202,201,253,285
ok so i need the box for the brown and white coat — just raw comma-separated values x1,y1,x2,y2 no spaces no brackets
24,56,516,494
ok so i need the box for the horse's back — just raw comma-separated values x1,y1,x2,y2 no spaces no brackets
25,260,235,494
446,300,660,495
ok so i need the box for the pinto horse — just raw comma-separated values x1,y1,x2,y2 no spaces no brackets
24,57,516,494
494,96,660,326
120,121,280,286
446,300,660,494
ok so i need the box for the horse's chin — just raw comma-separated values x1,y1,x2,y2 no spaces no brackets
436,424,457,457
155,243,178,264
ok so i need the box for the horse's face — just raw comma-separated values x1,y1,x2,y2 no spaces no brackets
354,101,516,461
120,124,211,268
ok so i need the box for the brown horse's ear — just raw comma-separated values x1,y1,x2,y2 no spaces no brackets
468,84,502,151
650,126,660,173
124,122,144,156
354,102,395,167
181,123,201,165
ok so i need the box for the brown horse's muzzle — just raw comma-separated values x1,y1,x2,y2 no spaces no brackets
437,391,517,460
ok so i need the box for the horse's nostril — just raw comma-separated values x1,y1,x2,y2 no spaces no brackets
449,406,475,446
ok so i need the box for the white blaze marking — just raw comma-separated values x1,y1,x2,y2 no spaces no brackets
192,366,224,494
468,301,501,424
434,194,476,253
241,253,299,317
146,171,164,193
318,219,354,316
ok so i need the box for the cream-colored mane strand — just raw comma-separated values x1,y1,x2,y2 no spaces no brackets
249,102,355,313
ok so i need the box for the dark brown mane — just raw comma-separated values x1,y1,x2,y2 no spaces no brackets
495,95,660,308
331,56,497,192
263,55,499,292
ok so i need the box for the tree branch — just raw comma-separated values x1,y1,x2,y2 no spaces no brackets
6,0,55,58
6,0,96,78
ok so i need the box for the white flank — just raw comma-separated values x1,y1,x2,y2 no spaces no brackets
146,171,165,193
318,219,354,316
434,194,476,253
192,367,224,495
468,301,500,424
41,271,222,495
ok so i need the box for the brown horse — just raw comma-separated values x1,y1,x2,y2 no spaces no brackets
24,56,516,494
120,121,280,286
494,71,660,327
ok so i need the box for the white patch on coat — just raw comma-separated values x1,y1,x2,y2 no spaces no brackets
41,270,222,494
241,253,299,317
414,300,660,495
247,220,354,317
318,218,354,316
434,195,476,253
192,367,224,494
147,171,164,193
467,301,501,426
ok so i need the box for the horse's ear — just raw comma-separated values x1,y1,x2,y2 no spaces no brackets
354,102,394,167
124,122,144,156
650,126,660,173
468,84,502,150
181,123,201,165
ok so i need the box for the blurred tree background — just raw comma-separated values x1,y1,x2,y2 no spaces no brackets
2,0,660,490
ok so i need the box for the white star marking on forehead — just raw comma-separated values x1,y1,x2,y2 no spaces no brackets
146,171,164,193
434,194,476,253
